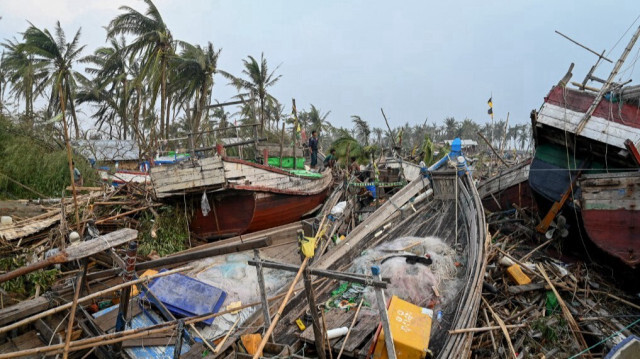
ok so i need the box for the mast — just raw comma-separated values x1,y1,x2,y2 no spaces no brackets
575,24,640,135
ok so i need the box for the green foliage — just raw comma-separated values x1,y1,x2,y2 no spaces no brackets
421,134,434,165
532,316,568,344
330,136,372,165
138,205,190,257
0,255,59,298
0,117,98,199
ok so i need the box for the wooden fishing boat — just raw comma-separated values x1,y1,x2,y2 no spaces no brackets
477,158,536,212
218,143,487,358
529,26,640,267
150,155,333,239
579,172,640,267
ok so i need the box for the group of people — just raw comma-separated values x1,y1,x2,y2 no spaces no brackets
307,130,359,173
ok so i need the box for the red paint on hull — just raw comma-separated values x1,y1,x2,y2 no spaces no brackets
545,86,640,129
189,188,330,240
581,208,640,267
481,181,537,213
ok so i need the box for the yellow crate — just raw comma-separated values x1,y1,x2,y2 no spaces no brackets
506,264,532,285
373,295,433,359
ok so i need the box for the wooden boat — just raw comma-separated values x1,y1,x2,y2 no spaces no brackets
150,155,333,239
529,27,640,267
477,158,536,212
223,144,487,358
579,172,640,267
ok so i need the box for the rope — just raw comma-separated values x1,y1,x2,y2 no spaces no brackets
568,317,640,359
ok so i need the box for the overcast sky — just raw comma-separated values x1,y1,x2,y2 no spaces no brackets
1,0,639,131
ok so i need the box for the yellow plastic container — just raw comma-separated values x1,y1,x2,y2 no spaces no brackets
506,264,532,285
373,296,433,359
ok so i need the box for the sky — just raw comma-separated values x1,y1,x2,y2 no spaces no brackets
1,0,640,132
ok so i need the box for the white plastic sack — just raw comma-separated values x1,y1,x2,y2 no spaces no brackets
331,201,347,216
201,191,211,217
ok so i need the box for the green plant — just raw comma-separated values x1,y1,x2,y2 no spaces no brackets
138,205,190,257
0,255,59,298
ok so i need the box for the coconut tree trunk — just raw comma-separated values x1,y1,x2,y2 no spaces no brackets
122,79,128,140
165,93,171,138
260,95,265,136
160,54,167,140
65,81,80,138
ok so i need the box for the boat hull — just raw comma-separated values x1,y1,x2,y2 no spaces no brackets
190,188,331,239
478,160,536,212
580,172,640,267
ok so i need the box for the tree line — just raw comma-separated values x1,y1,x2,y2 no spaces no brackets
0,0,532,164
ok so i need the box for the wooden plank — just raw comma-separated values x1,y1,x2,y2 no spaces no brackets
538,103,640,149
94,304,143,332
0,296,51,326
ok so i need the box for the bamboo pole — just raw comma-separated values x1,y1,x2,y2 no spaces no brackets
482,297,516,359
62,263,86,359
477,131,509,168
0,266,192,335
538,264,590,356
0,278,326,359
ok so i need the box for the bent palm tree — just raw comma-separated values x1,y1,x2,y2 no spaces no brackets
170,41,221,139
108,0,173,139
22,21,85,137
1,38,47,125
351,115,371,146
221,53,281,135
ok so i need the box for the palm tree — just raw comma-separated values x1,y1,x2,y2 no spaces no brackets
1,39,47,123
444,117,458,139
170,41,220,141
222,53,281,135
307,104,330,133
351,115,371,146
107,0,173,139
22,21,86,137
79,36,131,139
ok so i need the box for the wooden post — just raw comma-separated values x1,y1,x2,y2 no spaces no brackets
253,124,259,162
371,266,396,359
114,241,137,353
280,123,285,168
174,320,184,359
58,82,80,233
216,143,224,156
62,261,87,359
292,99,298,169
263,148,269,166
300,234,326,359
253,250,272,331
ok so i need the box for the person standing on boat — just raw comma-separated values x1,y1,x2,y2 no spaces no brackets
309,130,319,169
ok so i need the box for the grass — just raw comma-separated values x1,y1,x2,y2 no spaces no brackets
0,116,98,199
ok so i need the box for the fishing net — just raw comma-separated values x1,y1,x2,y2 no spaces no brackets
329,236,461,309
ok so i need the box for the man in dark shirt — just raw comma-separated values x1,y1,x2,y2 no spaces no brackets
309,130,319,169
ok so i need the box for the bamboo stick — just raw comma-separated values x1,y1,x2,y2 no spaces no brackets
538,264,590,356
63,263,86,359
482,297,516,359
448,323,526,334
